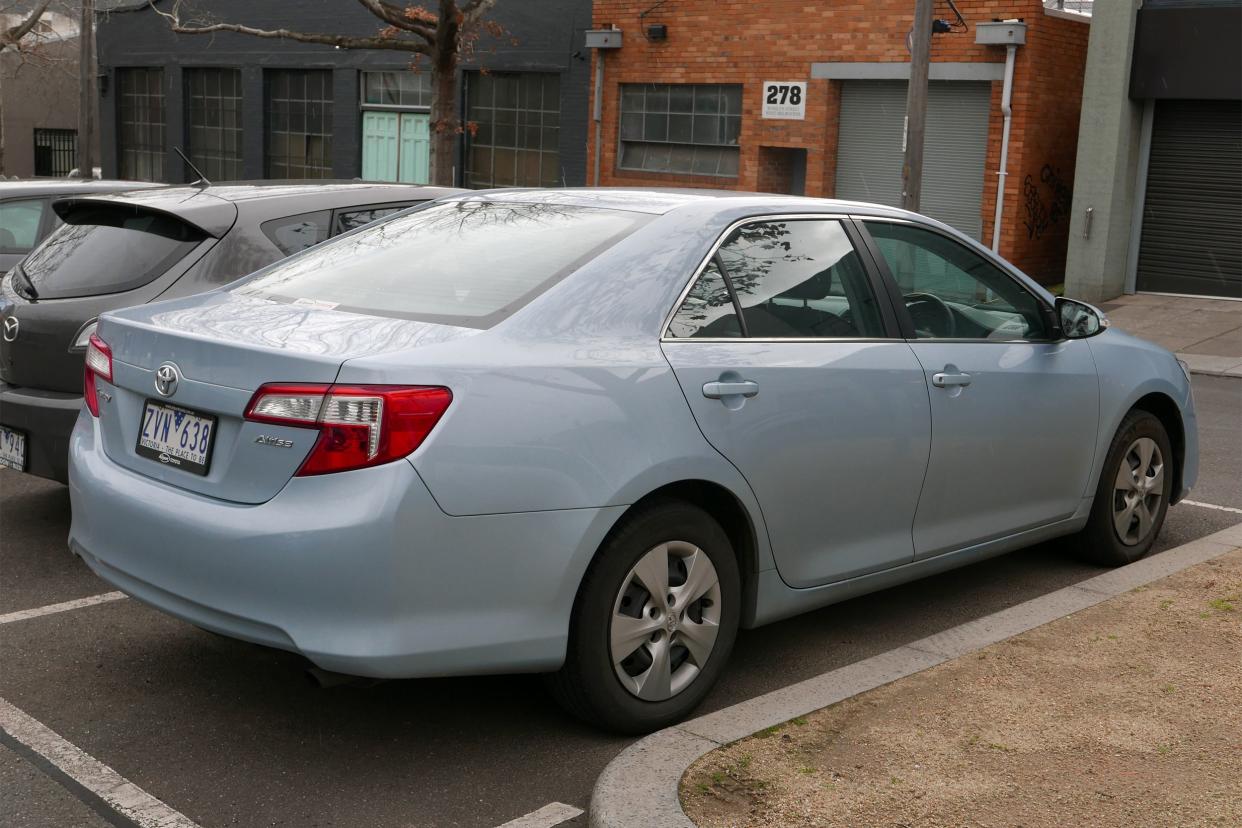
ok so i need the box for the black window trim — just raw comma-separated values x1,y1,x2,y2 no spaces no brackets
328,200,419,236
851,216,1061,344
660,213,904,343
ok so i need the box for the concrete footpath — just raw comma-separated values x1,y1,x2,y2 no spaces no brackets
1100,292,1242,377
589,521,1242,828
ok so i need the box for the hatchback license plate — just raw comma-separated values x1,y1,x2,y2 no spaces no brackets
136,401,216,476
0,426,26,471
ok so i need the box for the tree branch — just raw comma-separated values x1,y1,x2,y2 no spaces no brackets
2,0,53,48
352,0,435,44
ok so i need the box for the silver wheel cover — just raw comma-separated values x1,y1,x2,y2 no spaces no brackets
1112,437,1165,546
609,541,722,702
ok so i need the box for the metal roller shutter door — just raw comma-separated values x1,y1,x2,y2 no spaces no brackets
836,80,991,240
1136,99,1242,298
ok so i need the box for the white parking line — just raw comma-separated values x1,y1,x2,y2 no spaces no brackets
495,802,585,828
0,592,127,626
1182,499,1242,515
0,696,201,828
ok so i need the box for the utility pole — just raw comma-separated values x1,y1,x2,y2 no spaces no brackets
902,0,934,212
76,0,96,177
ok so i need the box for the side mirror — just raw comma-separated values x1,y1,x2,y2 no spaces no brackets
1056,297,1109,340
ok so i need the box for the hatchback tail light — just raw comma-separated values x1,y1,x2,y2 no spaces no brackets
83,334,112,417
244,383,452,475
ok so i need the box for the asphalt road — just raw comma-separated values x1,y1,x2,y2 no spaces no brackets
1,375,1238,828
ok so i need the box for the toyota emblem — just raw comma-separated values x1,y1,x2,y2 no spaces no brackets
2,317,17,343
154,362,181,397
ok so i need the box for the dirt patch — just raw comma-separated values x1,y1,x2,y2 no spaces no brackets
683,548,1242,828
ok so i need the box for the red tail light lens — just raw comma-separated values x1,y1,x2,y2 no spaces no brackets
83,334,112,417
244,383,452,476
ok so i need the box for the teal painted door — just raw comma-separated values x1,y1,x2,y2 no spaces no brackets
398,113,430,184
362,111,429,183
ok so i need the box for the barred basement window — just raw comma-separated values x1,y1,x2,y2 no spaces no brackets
465,71,561,188
185,68,243,181
33,128,77,177
266,69,334,179
619,84,741,177
117,68,166,181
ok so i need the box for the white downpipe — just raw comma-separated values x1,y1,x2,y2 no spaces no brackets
991,43,1018,253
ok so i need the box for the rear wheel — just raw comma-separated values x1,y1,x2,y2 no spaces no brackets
547,500,740,734
1075,410,1173,566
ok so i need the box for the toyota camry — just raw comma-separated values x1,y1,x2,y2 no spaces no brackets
67,190,1198,733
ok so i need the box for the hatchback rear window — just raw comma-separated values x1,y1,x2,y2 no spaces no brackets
20,205,205,300
236,200,651,328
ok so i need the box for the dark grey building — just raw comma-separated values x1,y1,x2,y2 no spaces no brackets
95,0,593,187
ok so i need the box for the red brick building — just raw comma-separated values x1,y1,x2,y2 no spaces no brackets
587,1,1090,284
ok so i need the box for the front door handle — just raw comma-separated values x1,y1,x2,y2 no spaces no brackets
703,380,759,399
931,371,972,388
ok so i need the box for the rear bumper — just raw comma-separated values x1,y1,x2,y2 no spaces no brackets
68,413,625,678
0,382,82,483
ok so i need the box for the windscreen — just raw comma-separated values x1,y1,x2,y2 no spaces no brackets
236,200,651,328
19,205,206,300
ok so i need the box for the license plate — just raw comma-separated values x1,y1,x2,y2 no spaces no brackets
0,426,26,471
136,400,216,476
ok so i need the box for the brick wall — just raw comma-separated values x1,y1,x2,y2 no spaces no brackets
589,1,1090,283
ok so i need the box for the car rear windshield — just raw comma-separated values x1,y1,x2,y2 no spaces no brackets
19,205,206,300
235,200,652,328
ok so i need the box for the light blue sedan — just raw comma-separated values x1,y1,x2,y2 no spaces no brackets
68,190,1197,733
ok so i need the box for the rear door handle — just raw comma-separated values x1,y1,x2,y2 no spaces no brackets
702,380,759,399
931,371,972,388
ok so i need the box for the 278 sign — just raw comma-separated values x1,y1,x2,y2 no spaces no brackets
762,81,807,120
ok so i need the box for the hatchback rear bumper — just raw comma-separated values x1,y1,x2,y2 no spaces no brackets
0,382,82,483
68,413,625,678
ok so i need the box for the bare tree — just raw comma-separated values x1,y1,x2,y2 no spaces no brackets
149,0,501,186
0,0,55,173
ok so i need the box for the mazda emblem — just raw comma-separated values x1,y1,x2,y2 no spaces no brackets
154,362,181,397
2,317,17,343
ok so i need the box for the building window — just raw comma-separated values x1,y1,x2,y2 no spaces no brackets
33,128,77,177
619,84,741,177
184,68,243,181
265,69,333,179
465,71,561,188
362,71,431,108
117,68,166,181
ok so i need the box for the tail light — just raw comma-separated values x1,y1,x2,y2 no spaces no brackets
244,383,452,476
83,334,112,417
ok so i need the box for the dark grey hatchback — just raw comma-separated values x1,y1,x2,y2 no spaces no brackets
0,181,462,482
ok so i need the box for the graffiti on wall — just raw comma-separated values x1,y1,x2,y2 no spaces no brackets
1022,164,1073,239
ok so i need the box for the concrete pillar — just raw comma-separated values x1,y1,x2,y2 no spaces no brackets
1063,0,1143,303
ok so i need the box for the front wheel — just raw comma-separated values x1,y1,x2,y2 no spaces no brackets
1075,410,1173,566
547,500,741,734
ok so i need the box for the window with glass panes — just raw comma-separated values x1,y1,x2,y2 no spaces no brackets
619,84,741,177
362,71,431,108
185,68,243,181
265,69,333,179
117,68,166,181
465,72,561,188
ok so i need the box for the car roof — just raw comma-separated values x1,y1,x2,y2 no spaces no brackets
0,179,165,199
51,182,466,238
445,187,921,221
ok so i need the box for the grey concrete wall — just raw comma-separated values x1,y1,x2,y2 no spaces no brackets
94,0,592,185
1,38,82,177
1062,0,1144,303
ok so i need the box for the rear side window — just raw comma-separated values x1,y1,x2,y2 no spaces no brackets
332,203,414,235
19,206,205,300
238,200,651,328
0,199,46,253
667,219,886,339
262,210,331,255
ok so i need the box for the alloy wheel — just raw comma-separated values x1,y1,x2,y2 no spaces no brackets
609,541,722,701
1112,436,1164,546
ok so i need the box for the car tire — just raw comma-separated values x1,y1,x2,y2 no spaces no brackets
1075,410,1173,567
547,499,741,734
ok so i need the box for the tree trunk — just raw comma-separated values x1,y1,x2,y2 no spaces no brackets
428,7,461,187
76,0,96,177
